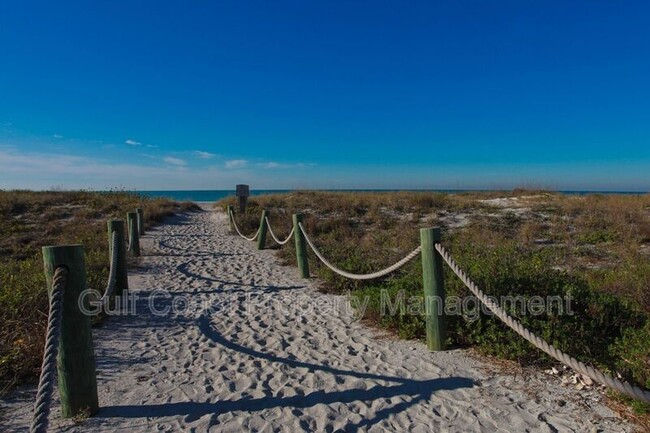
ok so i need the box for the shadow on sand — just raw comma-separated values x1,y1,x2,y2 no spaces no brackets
175,261,306,293
99,311,474,431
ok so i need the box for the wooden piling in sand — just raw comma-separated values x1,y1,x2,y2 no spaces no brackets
227,205,235,233
42,245,99,417
127,212,140,257
257,209,268,250
293,213,310,278
136,208,145,235
420,227,446,351
107,219,129,296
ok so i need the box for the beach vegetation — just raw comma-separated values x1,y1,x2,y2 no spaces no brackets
0,190,197,393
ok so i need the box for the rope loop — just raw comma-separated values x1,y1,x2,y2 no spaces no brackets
229,209,261,241
265,217,295,245
298,222,421,280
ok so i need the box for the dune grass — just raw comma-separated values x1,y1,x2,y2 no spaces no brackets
219,190,650,415
0,190,198,394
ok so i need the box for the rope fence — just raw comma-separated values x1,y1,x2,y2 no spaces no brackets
28,210,144,431
228,206,650,404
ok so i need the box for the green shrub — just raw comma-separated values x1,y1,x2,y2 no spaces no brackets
350,241,645,370
611,321,650,389
578,229,618,244
351,262,425,340
610,321,650,415
443,241,645,367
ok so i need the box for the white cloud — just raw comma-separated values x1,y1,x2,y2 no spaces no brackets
2,145,650,192
257,161,316,169
0,147,251,190
225,159,248,169
53,134,63,139
193,150,217,159
163,157,187,166
146,144,158,149
0,147,87,174
125,139,142,146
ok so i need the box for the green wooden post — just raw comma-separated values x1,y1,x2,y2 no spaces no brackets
257,209,269,250
293,213,310,278
420,227,446,351
226,205,235,233
127,212,140,257
107,219,129,296
42,245,99,417
136,207,145,235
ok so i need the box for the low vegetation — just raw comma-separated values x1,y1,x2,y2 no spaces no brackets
0,190,198,393
220,190,650,417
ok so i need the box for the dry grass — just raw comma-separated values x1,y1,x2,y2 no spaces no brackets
0,190,198,392
222,190,650,311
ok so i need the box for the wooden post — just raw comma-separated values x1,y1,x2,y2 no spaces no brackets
236,184,249,213
107,219,129,296
127,212,140,257
42,245,99,417
238,196,248,214
226,205,235,233
293,213,310,278
420,227,446,351
257,209,268,250
136,207,145,235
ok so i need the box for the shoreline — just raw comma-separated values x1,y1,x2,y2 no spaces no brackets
132,189,650,204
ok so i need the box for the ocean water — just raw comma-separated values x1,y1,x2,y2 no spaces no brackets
135,189,647,202
136,190,292,202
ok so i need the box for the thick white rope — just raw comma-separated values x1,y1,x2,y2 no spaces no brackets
229,209,261,241
30,267,67,433
100,230,119,304
435,243,650,403
265,217,295,245
298,222,421,280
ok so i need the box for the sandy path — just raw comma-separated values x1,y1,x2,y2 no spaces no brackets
0,207,634,432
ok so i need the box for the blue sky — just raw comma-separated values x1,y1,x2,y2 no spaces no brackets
1,1,649,191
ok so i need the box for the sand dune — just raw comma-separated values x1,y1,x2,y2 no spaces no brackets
0,206,633,432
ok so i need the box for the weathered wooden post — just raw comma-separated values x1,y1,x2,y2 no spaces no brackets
293,213,310,278
126,212,140,257
107,219,129,296
236,184,249,213
420,227,446,351
42,245,99,417
257,209,269,250
136,207,145,236
226,205,235,233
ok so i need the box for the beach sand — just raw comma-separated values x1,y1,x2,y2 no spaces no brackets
0,205,634,432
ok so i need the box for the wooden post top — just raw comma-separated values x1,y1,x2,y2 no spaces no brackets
236,184,250,197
